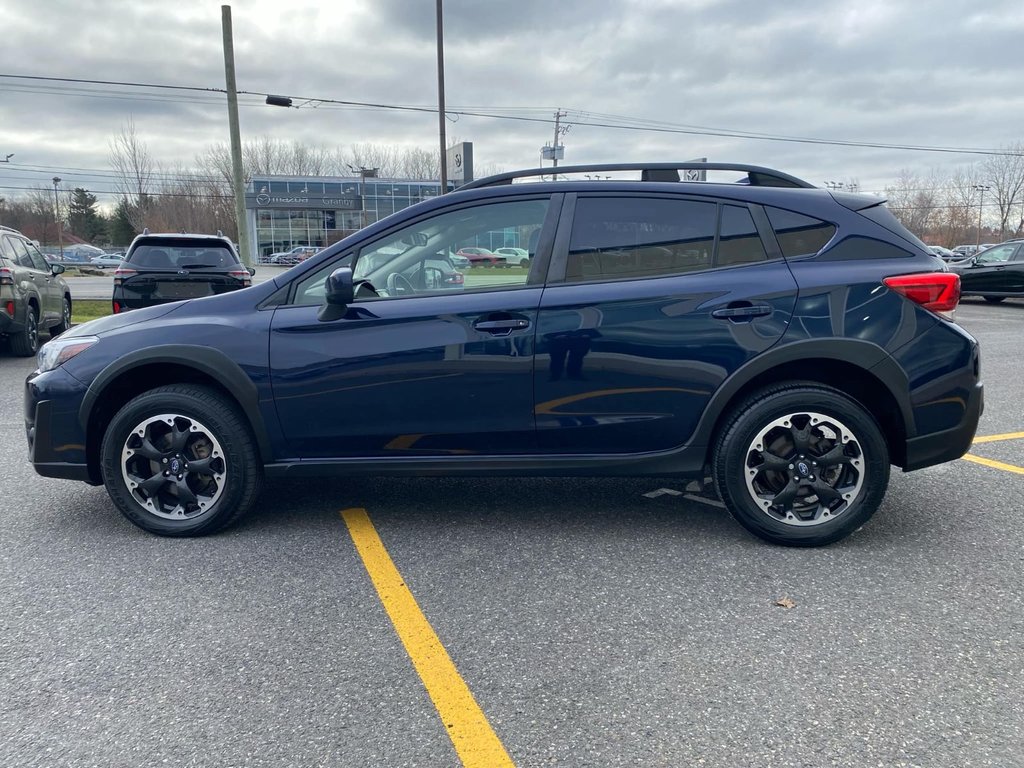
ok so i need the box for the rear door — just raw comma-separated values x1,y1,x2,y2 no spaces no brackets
7,236,58,324
534,193,798,454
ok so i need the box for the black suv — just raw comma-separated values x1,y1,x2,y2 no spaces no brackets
112,231,253,313
26,163,983,546
1,225,72,356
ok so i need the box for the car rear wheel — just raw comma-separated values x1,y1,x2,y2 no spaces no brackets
100,384,263,536
982,296,1005,304
9,305,40,357
713,383,889,547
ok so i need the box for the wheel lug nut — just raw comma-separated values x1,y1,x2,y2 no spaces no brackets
788,464,794,470
162,458,168,464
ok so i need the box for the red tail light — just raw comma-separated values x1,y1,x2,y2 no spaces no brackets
883,272,960,314
113,266,137,286
227,268,252,286
4,300,14,316
0,267,14,286
112,301,122,314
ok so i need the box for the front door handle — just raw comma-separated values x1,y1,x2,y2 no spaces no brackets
711,303,773,321
473,317,531,335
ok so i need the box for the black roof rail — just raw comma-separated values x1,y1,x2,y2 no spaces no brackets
459,162,815,190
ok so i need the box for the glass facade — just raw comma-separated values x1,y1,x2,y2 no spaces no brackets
245,175,448,261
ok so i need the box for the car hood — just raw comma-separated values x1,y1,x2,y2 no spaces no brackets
63,301,186,339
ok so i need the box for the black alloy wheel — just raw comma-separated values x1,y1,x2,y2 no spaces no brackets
714,383,890,547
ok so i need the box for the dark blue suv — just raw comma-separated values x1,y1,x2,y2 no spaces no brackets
24,163,983,546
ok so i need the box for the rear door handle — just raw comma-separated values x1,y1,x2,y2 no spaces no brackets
711,303,772,320
473,317,531,335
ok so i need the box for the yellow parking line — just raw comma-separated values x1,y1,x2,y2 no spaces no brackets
972,431,1024,444
341,508,515,768
962,454,1024,475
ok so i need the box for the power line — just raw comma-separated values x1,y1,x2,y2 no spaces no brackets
4,72,1024,158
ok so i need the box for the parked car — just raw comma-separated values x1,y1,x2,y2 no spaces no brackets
26,162,981,547
266,245,319,265
447,252,471,269
952,244,979,259
494,247,531,266
0,225,72,355
948,239,1024,302
455,246,506,267
928,245,959,261
89,254,125,269
62,244,106,263
111,232,253,314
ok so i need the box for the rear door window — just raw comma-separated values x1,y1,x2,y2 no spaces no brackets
566,197,717,281
564,197,773,282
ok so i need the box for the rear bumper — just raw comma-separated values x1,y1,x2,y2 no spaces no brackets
903,381,984,471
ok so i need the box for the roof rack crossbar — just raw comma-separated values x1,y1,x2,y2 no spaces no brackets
459,162,815,190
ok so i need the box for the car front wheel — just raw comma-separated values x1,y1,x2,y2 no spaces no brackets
713,383,890,547
982,296,1005,304
100,384,263,536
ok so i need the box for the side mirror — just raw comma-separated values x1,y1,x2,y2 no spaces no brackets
51,263,66,275
318,266,354,322
248,267,256,276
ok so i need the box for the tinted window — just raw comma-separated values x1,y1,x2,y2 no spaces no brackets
567,197,717,281
719,205,767,266
766,207,836,257
128,240,238,269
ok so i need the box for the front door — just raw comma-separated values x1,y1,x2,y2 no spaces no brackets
961,243,1022,294
269,196,557,458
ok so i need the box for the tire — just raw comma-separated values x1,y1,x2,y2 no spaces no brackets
99,384,263,536
982,296,1005,304
9,304,40,357
712,383,890,547
51,296,72,336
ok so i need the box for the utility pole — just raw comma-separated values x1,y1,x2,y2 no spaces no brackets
52,176,64,258
973,184,991,252
552,109,566,170
221,5,253,268
436,0,447,192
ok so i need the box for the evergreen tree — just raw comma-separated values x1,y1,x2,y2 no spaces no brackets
67,188,106,242
108,198,137,246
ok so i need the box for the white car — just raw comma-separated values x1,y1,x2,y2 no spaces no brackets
493,247,530,266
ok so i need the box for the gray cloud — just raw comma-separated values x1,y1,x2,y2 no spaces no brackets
2,0,1023,203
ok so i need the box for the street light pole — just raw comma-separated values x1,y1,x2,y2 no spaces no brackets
52,176,64,259
973,184,991,252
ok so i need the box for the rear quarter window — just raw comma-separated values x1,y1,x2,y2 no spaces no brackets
765,207,836,257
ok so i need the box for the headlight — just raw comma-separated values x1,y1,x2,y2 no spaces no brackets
37,336,99,373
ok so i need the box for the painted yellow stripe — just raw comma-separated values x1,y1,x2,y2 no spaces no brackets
962,454,1024,475
972,431,1024,444
341,508,515,768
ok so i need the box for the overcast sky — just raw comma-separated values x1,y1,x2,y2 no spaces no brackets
2,0,1023,203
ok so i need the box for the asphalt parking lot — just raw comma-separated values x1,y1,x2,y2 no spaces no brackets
1,300,1022,767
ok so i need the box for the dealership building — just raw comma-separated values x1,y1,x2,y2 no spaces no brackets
243,175,450,259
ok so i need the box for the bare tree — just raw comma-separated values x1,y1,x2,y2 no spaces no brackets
108,119,154,230
981,143,1024,239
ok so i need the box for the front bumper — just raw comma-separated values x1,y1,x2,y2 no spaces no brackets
25,366,98,484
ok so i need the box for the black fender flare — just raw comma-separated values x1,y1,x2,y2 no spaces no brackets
78,344,273,462
685,338,914,451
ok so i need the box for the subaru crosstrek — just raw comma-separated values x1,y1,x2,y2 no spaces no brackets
25,163,983,546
